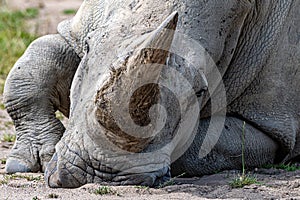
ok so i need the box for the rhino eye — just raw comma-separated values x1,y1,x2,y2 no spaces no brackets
195,86,208,97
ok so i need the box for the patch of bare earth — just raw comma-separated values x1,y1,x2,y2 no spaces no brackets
1,0,300,199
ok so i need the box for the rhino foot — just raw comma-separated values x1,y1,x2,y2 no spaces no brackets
5,129,63,173
5,158,32,173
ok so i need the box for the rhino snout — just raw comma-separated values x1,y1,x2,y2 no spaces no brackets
45,152,171,188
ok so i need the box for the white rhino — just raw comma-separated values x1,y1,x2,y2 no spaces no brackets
3,0,300,188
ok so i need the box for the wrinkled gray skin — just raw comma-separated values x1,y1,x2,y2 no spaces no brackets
4,0,300,188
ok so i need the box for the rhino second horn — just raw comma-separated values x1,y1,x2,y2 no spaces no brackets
95,12,179,153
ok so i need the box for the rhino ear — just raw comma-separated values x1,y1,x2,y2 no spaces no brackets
95,12,179,153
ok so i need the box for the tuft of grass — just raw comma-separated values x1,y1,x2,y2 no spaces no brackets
230,174,260,188
0,173,42,185
94,186,114,195
1,133,16,142
4,121,13,128
157,172,185,188
3,174,16,180
0,103,4,110
0,8,38,93
23,175,42,181
0,178,8,185
0,174,14,185
263,163,300,172
24,8,39,18
4,174,42,182
229,122,259,188
32,196,40,200
63,9,77,15
48,194,59,199
134,185,149,189
55,111,65,121
1,158,6,164
241,122,246,176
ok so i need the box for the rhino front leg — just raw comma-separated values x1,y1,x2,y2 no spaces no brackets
3,34,81,172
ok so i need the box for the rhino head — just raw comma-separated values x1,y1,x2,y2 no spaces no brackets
45,12,209,188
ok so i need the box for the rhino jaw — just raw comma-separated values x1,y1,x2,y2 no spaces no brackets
95,12,178,153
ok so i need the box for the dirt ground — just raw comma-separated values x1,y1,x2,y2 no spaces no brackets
1,0,300,199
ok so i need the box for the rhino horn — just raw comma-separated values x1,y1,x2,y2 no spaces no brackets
130,11,178,65
95,12,178,153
